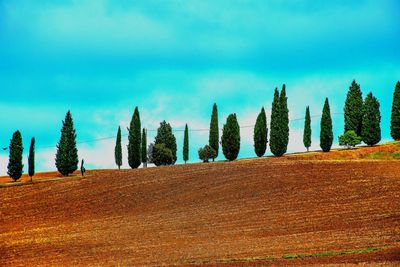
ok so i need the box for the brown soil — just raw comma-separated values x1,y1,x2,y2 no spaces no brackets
1,158,399,266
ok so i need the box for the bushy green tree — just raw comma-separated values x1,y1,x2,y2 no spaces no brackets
320,98,333,152
221,113,240,161
153,143,174,166
183,124,189,163
362,92,381,146
141,128,147,167
154,121,177,164
114,126,122,169
303,106,312,151
28,137,35,181
198,145,216,163
390,81,400,140
339,130,362,149
7,130,24,181
209,103,219,161
55,111,79,176
128,107,141,169
344,80,363,136
253,107,268,157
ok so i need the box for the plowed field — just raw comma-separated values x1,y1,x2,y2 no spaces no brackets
1,159,399,266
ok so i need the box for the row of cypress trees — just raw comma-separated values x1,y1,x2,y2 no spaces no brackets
5,81,400,179
342,80,381,146
304,80,385,153
114,107,179,168
7,132,35,181
7,110,78,181
198,84,289,161
54,80,398,172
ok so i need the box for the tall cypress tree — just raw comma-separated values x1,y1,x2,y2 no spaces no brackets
28,137,35,181
269,85,289,156
221,113,240,161
303,106,312,151
320,98,333,152
209,103,219,161
115,126,122,169
141,128,147,167
128,107,141,169
362,92,381,146
279,84,289,154
253,107,268,157
55,111,79,176
183,124,189,163
154,121,177,164
344,80,363,136
390,81,400,140
7,130,24,181
269,88,281,156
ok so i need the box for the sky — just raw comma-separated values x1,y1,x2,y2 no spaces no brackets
0,0,399,175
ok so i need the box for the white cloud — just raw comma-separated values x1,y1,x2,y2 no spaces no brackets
0,154,8,176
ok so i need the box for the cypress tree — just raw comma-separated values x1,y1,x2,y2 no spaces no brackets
154,121,177,164
221,113,240,161
362,92,381,146
390,81,400,140
279,84,289,154
141,128,147,167
344,80,363,136
183,124,189,163
28,137,35,181
127,107,141,169
253,107,268,157
55,111,79,176
7,130,24,181
209,103,219,161
269,85,289,157
269,88,280,156
303,106,312,151
320,98,333,152
114,126,122,169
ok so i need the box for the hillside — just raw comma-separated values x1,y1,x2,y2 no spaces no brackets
1,149,400,266
285,141,400,161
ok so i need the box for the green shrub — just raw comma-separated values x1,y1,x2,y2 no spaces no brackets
339,130,362,149
198,145,216,163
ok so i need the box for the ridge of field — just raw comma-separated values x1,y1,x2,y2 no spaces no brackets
1,142,400,186
1,150,400,266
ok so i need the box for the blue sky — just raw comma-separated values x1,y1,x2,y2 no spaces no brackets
0,0,399,174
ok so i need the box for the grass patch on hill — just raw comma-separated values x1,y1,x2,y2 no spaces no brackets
184,246,389,265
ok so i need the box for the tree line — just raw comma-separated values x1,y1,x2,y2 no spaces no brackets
4,81,400,181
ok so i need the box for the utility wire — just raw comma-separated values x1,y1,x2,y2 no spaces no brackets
33,112,344,150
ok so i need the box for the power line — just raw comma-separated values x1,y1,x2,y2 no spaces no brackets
34,112,344,150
